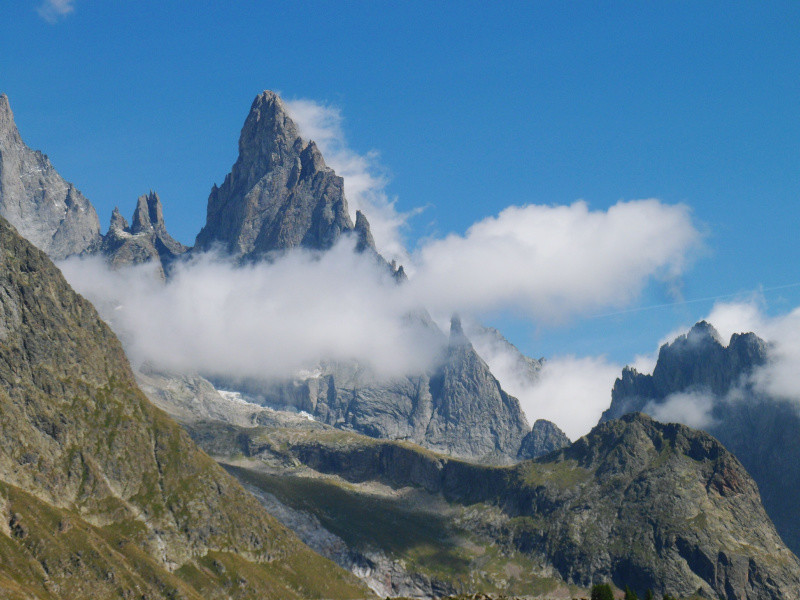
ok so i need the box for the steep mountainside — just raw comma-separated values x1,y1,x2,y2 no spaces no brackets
211,316,538,463
93,191,188,277
189,413,800,600
601,321,800,557
0,95,100,259
0,216,371,599
194,90,376,259
517,419,571,460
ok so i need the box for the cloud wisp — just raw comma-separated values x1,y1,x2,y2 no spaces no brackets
285,98,414,264
37,0,75,23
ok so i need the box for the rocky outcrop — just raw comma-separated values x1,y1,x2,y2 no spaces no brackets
93,191,187,276
0,94,101,259
517,419,571,459
201,413,800,600
601,320,800,557
0,216,371,599
215,315,532,463
602,321,768,419
424,316,531,459
195,90,376,260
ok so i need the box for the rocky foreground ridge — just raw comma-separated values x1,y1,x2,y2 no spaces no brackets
189,412,800,600
0,216,370,599
222,315,557,463
602,321,800,557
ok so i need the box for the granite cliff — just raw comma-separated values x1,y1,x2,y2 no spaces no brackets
0,94,101,259
194,90,377,260
601,321,800,557
210,316,558,463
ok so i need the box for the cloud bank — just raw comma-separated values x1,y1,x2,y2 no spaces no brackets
60,241,438,380
37,0,74,23
409,200,699,320
60,197,699,439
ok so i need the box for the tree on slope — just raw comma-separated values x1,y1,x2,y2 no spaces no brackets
591,583,615,600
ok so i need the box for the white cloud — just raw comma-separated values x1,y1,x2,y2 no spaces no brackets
59,241,442,381
409,199,700,320
284,98,414,264
644,390,717,429
37,0,74,23
59,196,701,441
706,297,766,344
509,355,620,440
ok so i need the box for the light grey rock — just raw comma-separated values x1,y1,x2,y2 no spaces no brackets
0,94,101,259
93,191,187,277
423,316,531,460
214,315,531,463
517,419,571,460
195,90,375,259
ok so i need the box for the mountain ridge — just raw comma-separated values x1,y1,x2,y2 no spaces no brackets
0,214,371,598
0,94,101,260
602,320,800,557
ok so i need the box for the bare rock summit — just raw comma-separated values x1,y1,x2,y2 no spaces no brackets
0,94,101,259
195,90,374,259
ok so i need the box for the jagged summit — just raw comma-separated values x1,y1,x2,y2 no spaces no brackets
0,94,12,125
194,90,377,259
448,313,469,346
601,321,800,555
0,93,101,259
132,190,169,234
685,319,724,346
94,190,187,277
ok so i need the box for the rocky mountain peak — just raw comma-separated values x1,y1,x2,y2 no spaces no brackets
236,90,308,177
109,206,129,231
194,90,382,260
131,190,167,234
94,191,187,277
0,94,14,133
354,209,375,252
686,319,724,346
423,313,530,460
448,313,469,346
517,418,571,459
0,94,101,259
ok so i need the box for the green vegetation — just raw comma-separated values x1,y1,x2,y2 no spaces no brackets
591,583,615,600
226,462,571,596
625,585,639,600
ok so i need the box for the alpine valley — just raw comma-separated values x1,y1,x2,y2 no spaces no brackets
0,90,799,600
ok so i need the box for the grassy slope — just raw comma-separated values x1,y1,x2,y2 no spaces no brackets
191,416,800,600
0,217,372,599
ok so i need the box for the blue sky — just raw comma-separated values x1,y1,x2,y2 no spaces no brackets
2,1,799,368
